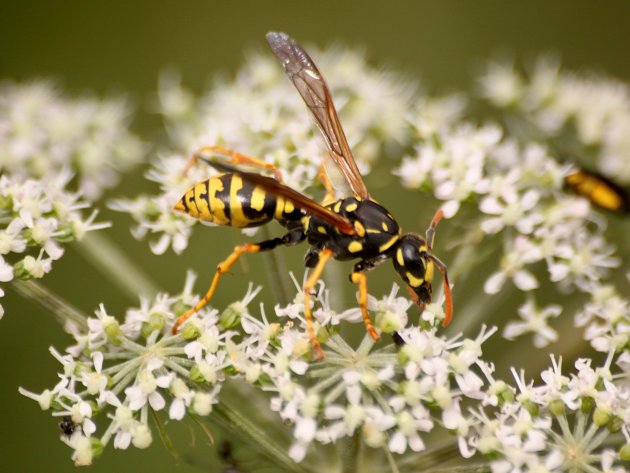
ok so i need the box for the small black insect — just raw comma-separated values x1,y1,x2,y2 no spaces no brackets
58,416,77,436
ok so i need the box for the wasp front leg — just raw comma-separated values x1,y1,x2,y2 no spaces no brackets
172,228,304,333
350,256,388,342
184,145,284,182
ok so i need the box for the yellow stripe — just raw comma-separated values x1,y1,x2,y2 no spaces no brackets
382,221,389,232
425,260,434,283
194,182,210,220
317,226,327,234
396,248,404,266
208,177,229,225
378,235,399,253
406,271,424,287
250,187,266,212
345,202,358,212
229,175,247,227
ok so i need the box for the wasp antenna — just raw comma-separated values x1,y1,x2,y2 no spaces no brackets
426,208,444,250
429,253,453,327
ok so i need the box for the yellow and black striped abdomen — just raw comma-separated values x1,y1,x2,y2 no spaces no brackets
173,173,302,228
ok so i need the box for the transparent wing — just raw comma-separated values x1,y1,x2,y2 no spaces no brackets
266,31,371,200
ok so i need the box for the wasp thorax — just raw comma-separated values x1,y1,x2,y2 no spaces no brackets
392,233,434,305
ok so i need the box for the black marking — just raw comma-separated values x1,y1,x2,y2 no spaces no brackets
180,196,189,213
216,174,233,222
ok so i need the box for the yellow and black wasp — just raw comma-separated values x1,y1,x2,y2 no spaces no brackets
564,168,630,214
172,32,453,358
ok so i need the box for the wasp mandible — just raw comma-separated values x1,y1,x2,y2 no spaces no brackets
172,32,453,359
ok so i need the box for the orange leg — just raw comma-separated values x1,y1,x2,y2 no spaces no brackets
350,272,380,341
429,254,453,327
303,248,334,360
426,208,444,250
172,243,261,333
317,161,336,205
183,145,284,182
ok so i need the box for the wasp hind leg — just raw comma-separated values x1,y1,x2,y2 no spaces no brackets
172,229,304,334
184,145,284,182
302,248,335,360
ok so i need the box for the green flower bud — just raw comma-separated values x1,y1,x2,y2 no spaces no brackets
172,300,190,317
220,303,242,329
549,399,566,416
607,415,623,433
580,396,594,413
141,312,167,338
620,443,630,461
522,400,539,417
182,321,201,340
593,407,610,427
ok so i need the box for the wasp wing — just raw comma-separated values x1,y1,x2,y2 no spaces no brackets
205,159,356,235
266,31,371,200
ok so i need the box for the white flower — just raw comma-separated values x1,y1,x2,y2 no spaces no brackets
484,236,542,294
503,300,561,348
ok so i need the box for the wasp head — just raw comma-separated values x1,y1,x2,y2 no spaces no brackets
392,233,434,307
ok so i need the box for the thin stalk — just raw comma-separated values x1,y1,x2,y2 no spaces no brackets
212,402,312,473
11,279,88,330
384,449,400,473
341,431,363,473
75,231,160,300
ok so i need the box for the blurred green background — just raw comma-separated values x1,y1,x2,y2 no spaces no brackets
2,1,630,472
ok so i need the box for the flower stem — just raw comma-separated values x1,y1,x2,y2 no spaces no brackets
76,231,160,300
10,279,88,330
341,431,362,473
212,401,312,473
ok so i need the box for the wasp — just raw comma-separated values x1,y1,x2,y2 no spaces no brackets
172,32,453,358
564,168,630,214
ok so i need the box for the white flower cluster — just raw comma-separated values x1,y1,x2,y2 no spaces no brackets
19,272,233,466
575,280,630,354
0,80,145,200
479,57,630,183
0,171,108,318
21,271,483,466
397,93,621,348
115,47,415,254
465,353,630,472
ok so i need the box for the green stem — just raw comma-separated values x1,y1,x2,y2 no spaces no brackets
10,279,88,330
341,431,363,473
75,231,160,300
212,401,312,473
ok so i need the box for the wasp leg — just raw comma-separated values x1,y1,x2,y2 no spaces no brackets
172,229,304,334
428,253,453,327
425,208,444,250
350,272,380,341
351,256,388,341
317,161,336,205
184,145,284,182
303,248,334,360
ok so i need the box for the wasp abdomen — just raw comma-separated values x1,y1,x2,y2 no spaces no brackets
174,173,302,228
